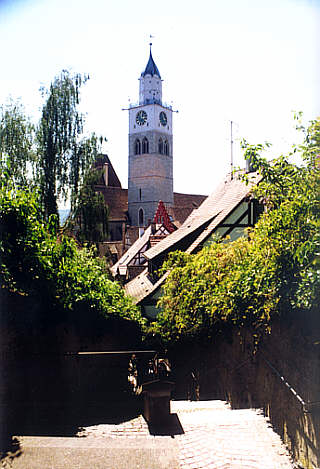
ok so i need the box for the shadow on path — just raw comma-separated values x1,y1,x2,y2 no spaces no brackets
0,437,22,466
1,393,142,456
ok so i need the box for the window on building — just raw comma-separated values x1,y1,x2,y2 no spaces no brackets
139,188,142,200
135,139,141,155
138,208,144,226
142,137,149,154
164,140,169,156
158,138,163,154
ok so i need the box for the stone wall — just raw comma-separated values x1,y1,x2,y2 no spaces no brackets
0,290,143,444
169,309,320,469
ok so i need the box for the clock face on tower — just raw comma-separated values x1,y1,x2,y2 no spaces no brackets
136,110,147,125
159,111,167,126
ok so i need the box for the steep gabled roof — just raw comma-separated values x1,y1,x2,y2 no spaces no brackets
93,154,127,222
111,222,174,279
153,200,175,233
125,171,262,306
110,226,152,277
144,171,262,261
125,268,169,305
94,154,122,188
170,193,207,226
185,172,262,253
96,187,128,222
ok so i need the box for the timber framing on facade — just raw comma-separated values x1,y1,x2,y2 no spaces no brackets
111,200,177,282
125,170,263,318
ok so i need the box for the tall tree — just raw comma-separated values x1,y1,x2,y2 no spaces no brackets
37,70,99,219
70,167,109,245
0,100,35,188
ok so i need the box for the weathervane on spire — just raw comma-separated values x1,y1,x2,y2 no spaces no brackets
149,34,154,49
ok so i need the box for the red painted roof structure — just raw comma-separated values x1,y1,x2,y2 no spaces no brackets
152,201,175,233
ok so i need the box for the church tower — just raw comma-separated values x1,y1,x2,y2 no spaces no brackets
128,45,173,227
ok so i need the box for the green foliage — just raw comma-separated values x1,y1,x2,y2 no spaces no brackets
0,71,142,343
0,183,145,328
37,70,100,219
151,117,320,344
68,167,109,244
0,71,106,226
0,100,36,187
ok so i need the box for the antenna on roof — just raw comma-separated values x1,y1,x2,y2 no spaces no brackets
230,120,234,180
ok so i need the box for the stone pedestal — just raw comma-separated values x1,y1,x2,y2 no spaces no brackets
142,380,175,424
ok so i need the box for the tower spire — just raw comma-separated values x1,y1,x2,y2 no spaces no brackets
141,44,161,79
128,46,173,227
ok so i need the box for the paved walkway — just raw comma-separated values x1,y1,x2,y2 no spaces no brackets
4,400,295,469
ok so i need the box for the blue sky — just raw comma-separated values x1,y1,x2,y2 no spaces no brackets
0,0,319,201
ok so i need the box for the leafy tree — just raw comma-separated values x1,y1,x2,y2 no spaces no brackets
0,180,145,328
0,71,106,227
150,117,320,345
36,70,99,220
69,167,109,245
0,100,35,187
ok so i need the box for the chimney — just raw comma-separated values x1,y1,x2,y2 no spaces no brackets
104,163,109,186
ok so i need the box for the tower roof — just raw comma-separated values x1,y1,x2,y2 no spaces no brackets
141,45,161,78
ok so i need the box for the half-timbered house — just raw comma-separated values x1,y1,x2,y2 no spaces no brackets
125,170,263,318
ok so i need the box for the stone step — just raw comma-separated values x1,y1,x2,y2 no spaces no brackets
7,436,180,469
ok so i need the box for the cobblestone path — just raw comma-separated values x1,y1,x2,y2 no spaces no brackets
172,401,294,468
75,400,295,468
5,400,296,468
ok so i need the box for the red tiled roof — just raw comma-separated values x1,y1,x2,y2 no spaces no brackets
94,189,205,226
96,187,128,221
170,192,207,226
94,154,122,188
92,152,207,228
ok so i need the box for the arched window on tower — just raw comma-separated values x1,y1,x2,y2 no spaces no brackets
138,208,144,226
164,139,169,156
135,139,141,155
142,137,149,154
158,138,163,154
